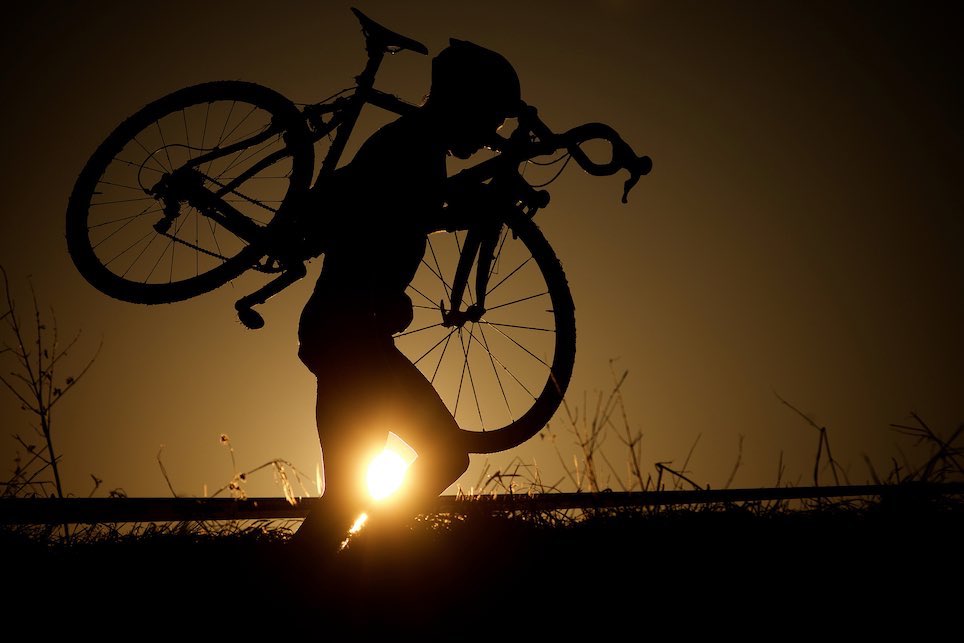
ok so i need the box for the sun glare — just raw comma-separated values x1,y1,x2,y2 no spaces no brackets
366,432,418,501
367,449,410,500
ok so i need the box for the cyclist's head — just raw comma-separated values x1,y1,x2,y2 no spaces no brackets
427,39,521,158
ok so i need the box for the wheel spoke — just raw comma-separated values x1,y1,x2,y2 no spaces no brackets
395,322,443,338
426,237,452,299
213,105,261,173
90,195,158,207
486,256,533,299
485,291,548,312
114,157,166,175
479,319,551,370
453,331,470,418
195,201,200,277
214,100,237,147
419,256,444,283
203,206,225,260
430,330,454,384
484,321,554,333
408,284,437,308
91,202,161,249
486,225,509,286
96,178,147,192
458,330,485,428
475,323,514,419
154,119,175,171
129,134,170,175
465,323,538,402
200,101,210,157
219,103,259,148
89,206,163,230
108,229,155,273
215,126,280,180
410,326,458,366
455,230,477,308
145,204,191,283
181,108,192,160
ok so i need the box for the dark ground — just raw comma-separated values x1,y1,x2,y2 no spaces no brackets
2,503,961,637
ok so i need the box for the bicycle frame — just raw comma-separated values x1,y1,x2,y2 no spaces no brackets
160,8,649,329
65,6,650,447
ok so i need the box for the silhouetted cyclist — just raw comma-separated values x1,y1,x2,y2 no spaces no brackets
291,39,522,552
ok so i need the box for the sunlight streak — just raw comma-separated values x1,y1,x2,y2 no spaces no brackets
339,512,369,551
349,513,368,535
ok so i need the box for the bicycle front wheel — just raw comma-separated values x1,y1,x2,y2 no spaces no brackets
395,209,576,455
66,81,314,304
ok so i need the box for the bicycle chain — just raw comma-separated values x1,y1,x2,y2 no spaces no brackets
204,174,301,273
153,170,289,269
205,174,279,214
156,229,230,262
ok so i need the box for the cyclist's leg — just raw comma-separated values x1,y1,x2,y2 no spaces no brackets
293,336,469,549
378,345,470,506
293,345,390,551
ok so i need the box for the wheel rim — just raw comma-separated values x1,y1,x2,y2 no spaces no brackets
395,215,574,446
68,85,309,302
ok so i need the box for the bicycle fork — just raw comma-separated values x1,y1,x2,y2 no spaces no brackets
441,222,501,328
441,176,550,328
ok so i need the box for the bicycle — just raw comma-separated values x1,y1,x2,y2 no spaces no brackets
65,8,651,455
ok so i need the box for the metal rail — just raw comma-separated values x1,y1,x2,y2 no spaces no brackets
3,483,962,525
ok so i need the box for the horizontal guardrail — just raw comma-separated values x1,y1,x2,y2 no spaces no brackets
2,482,962,525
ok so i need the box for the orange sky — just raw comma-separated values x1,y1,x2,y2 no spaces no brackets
1,1,962,499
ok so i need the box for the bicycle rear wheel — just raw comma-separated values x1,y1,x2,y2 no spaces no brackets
66,81,313,304
395,209,576,455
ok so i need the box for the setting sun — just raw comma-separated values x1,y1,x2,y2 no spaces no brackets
366,433,418,501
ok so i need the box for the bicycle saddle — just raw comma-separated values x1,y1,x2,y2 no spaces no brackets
351,7,429,55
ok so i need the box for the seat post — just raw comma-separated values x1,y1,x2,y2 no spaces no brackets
316,48,384,181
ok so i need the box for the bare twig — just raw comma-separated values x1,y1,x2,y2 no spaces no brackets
676,433,702,490
157,446,178,498
723,434,744,490
775,392,843,487
655,462,704,491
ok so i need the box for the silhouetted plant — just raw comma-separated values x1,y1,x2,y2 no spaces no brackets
887,413,963,484
156,432,314,503
0,266,102,542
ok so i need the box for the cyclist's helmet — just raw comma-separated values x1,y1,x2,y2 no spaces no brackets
430,39,521,119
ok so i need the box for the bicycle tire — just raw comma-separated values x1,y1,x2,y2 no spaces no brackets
395,208,576,455
66,81,314,304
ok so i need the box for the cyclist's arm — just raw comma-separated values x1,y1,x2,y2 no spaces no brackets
426,183,500,234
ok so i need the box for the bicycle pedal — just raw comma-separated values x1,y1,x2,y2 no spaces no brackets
237,307,265,330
